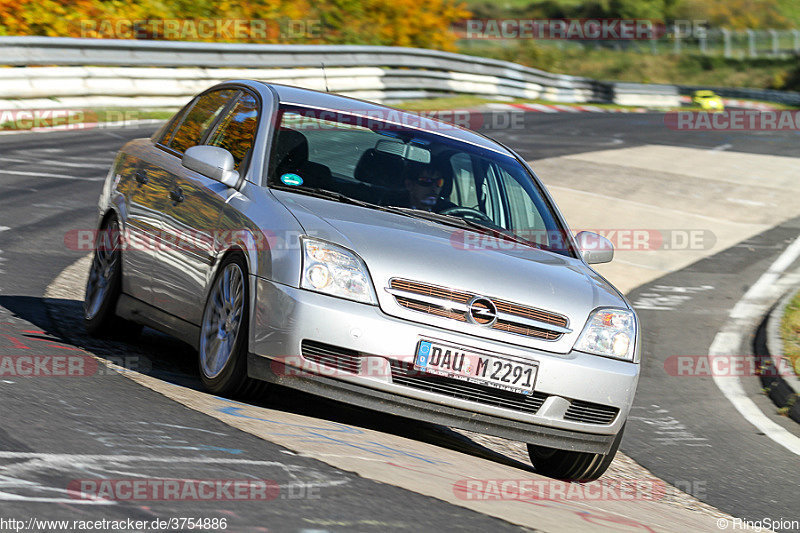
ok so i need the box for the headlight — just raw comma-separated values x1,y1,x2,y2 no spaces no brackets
574,308,636,361
301,237,377,304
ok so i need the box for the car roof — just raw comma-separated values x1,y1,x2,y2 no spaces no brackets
247,81,514,156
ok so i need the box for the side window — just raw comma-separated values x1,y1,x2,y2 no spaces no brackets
169,89,237,154
156,98,195,145
497,166,542,231
449,152,477,207
483,166,507,228
206,93,259,173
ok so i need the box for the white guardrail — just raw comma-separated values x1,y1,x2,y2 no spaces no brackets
0,36,688,110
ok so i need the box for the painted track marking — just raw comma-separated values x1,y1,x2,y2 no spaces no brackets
709,235,800,455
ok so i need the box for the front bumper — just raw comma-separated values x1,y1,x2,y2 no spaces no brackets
249,277,639,454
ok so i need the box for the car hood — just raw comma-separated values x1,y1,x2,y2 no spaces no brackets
273,191,629,354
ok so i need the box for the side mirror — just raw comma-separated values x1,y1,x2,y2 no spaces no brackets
182,145,239,188
575,231,614,264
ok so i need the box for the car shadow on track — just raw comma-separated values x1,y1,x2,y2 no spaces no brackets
0,294,535,473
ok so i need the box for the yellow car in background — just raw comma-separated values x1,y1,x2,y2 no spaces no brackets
691,90,725,111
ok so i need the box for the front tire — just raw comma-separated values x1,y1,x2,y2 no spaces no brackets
84,217,141,338
198,254,264,397
527,425,625,481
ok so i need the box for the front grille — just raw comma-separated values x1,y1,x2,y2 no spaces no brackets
388,279,569,341
494,300,568,327
301,340,361,374
564,400,619,425
391,279,472,304
399,299,467,322
493,321,560,340
389,361,548,414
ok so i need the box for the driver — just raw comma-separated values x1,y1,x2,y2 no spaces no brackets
403,166,453,212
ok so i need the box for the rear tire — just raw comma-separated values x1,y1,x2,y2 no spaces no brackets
84,216,142,339
198,254,266,398
527,425,625,481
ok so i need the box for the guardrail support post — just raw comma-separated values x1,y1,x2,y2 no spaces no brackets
768,29,778,56
722,28,731,58
747,29,757,58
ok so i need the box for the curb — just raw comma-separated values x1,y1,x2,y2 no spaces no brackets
484,102,648,114
0,101,646,137
763,285,800,424
0,98,656,139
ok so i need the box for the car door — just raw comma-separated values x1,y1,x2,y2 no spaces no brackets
134,88,237,319
154,90,259,325
120,103,195,305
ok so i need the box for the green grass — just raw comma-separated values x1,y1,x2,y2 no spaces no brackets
394,95,653,111
776,0,800,28
94,109,174,121
554,51,799,89
780,290,800,379
0,108,173,131
459,42,800,90
394,95,516,110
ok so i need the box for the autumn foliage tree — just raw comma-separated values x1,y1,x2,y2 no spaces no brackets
0,0,470,50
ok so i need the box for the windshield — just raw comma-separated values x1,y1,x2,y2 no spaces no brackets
267,105,573,255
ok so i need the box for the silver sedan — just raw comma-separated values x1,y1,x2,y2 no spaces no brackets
85,80,639,480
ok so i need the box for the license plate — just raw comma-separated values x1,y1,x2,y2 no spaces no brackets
415,340,537,395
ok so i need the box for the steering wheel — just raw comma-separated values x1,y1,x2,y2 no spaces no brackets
439,206,494,224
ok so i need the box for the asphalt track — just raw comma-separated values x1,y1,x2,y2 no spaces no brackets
0,111,798,531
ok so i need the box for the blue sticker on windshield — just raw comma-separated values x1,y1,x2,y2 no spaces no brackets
280,173,303,186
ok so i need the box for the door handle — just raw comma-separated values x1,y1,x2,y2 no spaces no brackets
134,170,149,185
169,187,184,203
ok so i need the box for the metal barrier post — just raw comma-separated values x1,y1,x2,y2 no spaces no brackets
747,29,756,58
722,28,731,58
769,29,778,56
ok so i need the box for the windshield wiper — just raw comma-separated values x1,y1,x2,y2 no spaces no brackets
276,186,421,219
391,208,543,250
